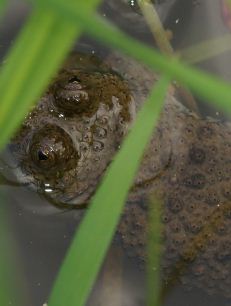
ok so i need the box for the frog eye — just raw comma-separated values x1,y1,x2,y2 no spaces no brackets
29,124,78,174
53,72,90,115
52,69,132,119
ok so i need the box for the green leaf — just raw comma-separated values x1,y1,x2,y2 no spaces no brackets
0,0,6,16
39,0,231,114
49,77,169,306
147,196,163,306
74,16,231,114
0,9,76,149
138,0,174,55
180,34,231,64
0,0,101,150
227,0,231,9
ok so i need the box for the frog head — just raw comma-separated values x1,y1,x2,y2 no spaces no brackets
9,53,135,208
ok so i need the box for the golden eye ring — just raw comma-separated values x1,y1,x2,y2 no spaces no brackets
29,124,78,175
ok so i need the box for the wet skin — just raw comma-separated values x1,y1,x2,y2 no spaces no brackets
4,52,231,298
9,53,135,207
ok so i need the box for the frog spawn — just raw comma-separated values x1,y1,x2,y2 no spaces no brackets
10,53,135,206
118,112,231,298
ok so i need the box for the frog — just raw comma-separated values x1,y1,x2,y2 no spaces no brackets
7,52,136,207
2,51,231,298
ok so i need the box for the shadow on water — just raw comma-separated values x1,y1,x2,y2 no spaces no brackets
1,1,231,306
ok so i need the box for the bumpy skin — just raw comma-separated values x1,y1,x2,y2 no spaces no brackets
10,53,135,206
8,52,231,298
109,53,231,297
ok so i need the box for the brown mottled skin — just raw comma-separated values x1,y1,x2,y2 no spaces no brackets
7,52,231,298
10,53,135,206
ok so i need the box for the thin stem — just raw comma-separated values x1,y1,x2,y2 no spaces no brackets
138,0,200,115
138,0,174,56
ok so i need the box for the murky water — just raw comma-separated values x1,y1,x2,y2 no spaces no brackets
1,1,231,306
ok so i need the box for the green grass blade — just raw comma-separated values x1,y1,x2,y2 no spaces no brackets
0,0,6,16
49,77,169,306
39,0,231,113
0,8,77,149
227,0,231,9
147,196,162,306
74,16,231,113
138,0,174,55
180,34,231,64
0,0,6,8
0,0,101,150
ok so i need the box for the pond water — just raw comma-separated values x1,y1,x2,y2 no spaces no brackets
1,1,231,306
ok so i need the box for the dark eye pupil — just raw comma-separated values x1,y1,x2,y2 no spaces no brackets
68,77,81,83
38,150,48,161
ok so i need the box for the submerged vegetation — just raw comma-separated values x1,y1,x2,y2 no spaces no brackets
1,0,231,306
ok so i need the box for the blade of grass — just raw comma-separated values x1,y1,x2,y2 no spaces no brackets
49,77,169,306
227,0,231,9
139,0,231,66
0,0,6,16
0,8,77,149
72,15,231,113
0,0,101,150
138,0,174,55
138,0,199,114
146,196,162,306
180,33,231,64
38,0,231,114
